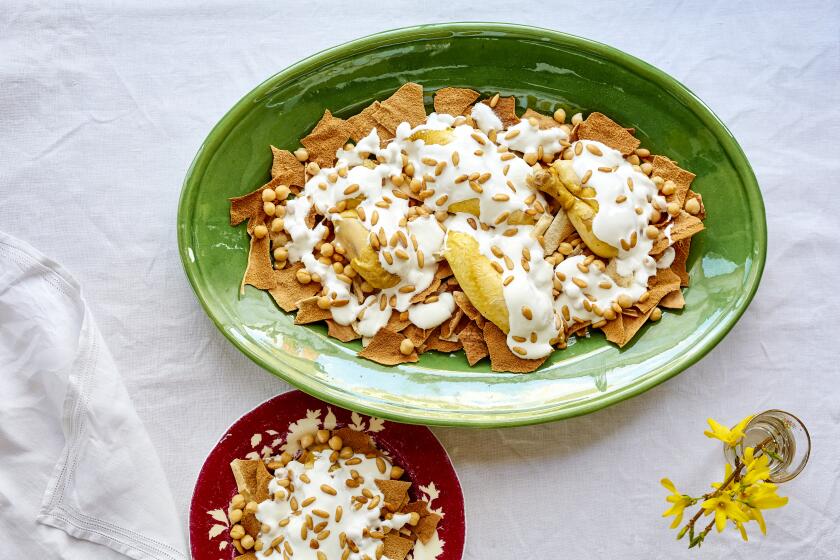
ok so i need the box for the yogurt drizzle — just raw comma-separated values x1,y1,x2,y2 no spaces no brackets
282,109,671,358
256,449,412,560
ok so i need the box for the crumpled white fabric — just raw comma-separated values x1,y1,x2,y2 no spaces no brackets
0,232,187,560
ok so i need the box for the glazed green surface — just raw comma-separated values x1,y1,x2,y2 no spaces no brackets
178,23,765,427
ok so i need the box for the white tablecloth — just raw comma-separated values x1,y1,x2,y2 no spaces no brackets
2,1,838,558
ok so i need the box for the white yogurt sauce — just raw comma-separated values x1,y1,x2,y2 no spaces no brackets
282,112,560,355
256,449,412,560
497,119,568,158
469,103,503,133
281,112,669,357
656,246,676,269
553,140,668,325
408,292,455,330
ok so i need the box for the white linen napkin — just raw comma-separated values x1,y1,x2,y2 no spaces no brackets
0,231,187,560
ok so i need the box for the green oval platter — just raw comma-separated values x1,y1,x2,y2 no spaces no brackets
178,23,766,427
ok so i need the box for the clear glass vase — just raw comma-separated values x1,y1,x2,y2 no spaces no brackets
723,409,810,483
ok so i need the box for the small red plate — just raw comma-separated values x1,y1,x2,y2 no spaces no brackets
189,390,465,559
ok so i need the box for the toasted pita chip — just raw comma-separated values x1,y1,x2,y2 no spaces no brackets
576,112,640,155
234,553,256,560
600,315,625,345
522,108,561,129
241,227,276,292
542,210,574,256
400,500,430,516
382,533,414,560
410,277,441,304
359,328,418,365
434,87,480,116
330,427,375,455
440,307,464,340
452,291,483,325
294,296,332,324
660,289,685,309
671,238,692,287
651,211,704,254
622,307,657,342
301,109,352,168
268,263,321,312
532,213,553,238
567,320,591,338
434,261,453,280
327,319,360,342
229,188,265,227
650,155,695,208
332,427,376,454
422,329,463,353
457,320,489,366
375,479,411,507
373,83,427,134
480,96,519,128
346,100,394,143
401,324,432,347
304,206,319,229
637,267,681,314
269,146,306,187
483,322,547,373
240,511,261,538
230,459,272,503
415,512,442,544
386,310,411,332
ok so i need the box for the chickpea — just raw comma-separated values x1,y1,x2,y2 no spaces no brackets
328,435,343,451
296,269,311,284
300,434,315,449
685,198,701,215
229,508,243,523
666,202,681,217
241,534,255,550
293,148,309,162
274,184,291,201
263,201,276,217
231,494,246,510
390,466,405,480
271,217,285,233
650,307,663,321
662,180,676,196
645,225,659,240
319,242,334,258
253,224,268,239
230,524,245,540
245,501,258,514
399,339,415,356
553,108,566,123
571,112,583,125
316,429,330,444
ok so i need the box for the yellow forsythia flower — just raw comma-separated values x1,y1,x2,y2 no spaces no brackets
661,478,694,528
702,493,750,533
744,483,789,511
703,415,752,447
741,447,771,485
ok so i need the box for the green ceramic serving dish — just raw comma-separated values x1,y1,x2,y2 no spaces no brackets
178,23,765,427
